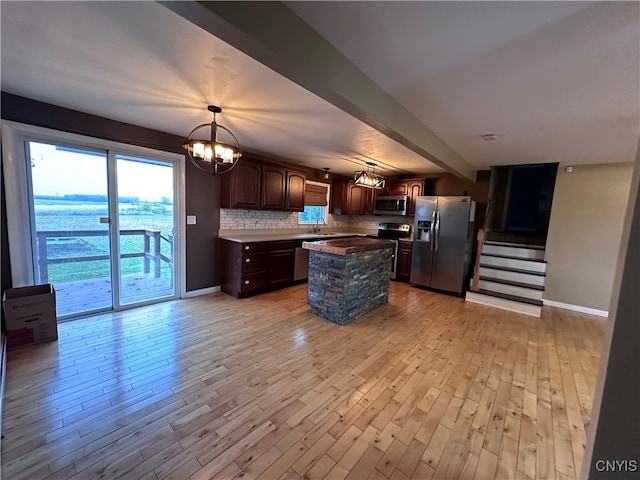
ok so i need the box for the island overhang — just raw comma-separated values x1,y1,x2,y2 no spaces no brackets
301,237,396,255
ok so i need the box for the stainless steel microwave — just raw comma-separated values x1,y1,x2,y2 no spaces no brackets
373,195,409,216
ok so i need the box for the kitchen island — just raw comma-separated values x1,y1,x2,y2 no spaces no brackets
302,237,395,325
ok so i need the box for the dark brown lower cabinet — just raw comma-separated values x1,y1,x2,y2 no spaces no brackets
220,239,295,298
396,240,413,281
267,241,295,286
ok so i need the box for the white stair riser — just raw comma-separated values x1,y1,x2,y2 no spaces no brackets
466,291,542,317
481,255,546,273
482,244,545,260
479,266,545,287
476,280,543,301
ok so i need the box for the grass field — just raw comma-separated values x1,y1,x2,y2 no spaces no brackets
35,199,174,283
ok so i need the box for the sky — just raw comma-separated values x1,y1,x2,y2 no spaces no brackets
29,142,173,202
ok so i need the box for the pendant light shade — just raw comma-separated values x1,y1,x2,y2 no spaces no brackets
354,162,385,189
183,105,242,175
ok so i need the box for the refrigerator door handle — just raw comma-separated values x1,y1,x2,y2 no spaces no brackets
435,211,440,252
431,210,437,251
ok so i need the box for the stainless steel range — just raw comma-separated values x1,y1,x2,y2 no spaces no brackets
368,223,412,279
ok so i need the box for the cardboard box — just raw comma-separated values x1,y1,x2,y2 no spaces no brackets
3,284,58,349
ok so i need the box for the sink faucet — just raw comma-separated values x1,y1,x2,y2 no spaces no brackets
312,217,326,233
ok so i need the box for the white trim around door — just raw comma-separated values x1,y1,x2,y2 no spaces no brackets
1,120,187,315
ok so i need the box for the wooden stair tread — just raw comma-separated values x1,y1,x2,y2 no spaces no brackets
479,263,547,276
480,252,547,263
484,231,546,246
483,241,545,250
478,276,545,291
474,289,543,306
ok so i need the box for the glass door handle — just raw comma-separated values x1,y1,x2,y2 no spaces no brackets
99,217,111,224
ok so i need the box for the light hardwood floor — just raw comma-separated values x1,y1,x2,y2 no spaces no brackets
1,282,604,480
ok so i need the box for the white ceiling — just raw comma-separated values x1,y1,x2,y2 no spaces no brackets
2,1,638,181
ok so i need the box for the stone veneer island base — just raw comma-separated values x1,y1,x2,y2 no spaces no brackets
302,238,395,325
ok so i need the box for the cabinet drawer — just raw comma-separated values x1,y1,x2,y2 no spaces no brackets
241,271,268,292
268,240,295,251
242,251,267,273
242,242,267,253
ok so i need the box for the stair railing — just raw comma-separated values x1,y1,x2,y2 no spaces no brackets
471,196,494,292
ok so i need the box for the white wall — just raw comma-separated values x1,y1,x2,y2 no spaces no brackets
545,163,634,311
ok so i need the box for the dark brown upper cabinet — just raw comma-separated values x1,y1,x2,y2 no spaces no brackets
365,187,376,214
220,158,306,212
261,165,286,210
285,171,306,212
346,182,367,215
220,161,261,210
331,179,367,215
388,182,409,196
407,179,425,216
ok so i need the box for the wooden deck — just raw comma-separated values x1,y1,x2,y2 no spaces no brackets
1,282,605,479
54,274,175,317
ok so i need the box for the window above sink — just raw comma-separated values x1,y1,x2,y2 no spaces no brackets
298,180,330,226
298,205,327,225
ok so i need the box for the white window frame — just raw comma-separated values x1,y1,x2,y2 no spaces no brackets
1,120,187,301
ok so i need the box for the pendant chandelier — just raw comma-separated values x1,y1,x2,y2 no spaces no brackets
354,161,386,189
182,105,242,175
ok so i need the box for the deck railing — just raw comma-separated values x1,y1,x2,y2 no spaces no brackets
35,229,173,283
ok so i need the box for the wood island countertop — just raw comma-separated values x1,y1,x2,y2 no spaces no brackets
302,237,396,255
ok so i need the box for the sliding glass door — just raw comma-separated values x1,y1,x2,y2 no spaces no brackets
115,154,176,306
28,142,113,316
25,140,179,318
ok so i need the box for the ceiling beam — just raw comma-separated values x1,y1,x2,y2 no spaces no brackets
161,1,477,182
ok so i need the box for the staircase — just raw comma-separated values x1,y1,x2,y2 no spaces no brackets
466,240,546,317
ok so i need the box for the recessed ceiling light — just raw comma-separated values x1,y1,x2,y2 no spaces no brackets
482,133,498,141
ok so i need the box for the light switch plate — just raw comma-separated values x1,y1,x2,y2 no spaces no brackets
187,215,197,225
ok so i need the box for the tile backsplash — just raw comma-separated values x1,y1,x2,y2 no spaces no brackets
348,215,415,230
220,209,349,230
220,209,412,231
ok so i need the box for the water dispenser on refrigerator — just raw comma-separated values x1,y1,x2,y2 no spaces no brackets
416,220,432,242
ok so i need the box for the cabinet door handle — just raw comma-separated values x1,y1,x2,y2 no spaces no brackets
244,280,250,285
244,245,250,251
245,258,251,263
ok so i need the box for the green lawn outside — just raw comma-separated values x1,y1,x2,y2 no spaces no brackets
35,200,174,283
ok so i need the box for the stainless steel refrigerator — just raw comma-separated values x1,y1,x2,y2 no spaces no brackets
410,196,475,295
